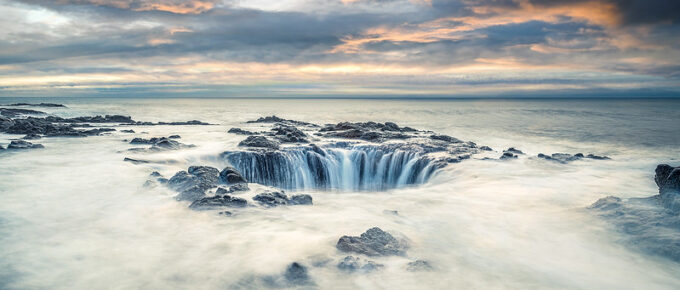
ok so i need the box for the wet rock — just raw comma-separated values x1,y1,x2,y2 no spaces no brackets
336,227,408,256
586,153,610,160
168,135,181,139
283,262,311,285
5,102,65,107
129,136,193,151
123,157,150,164
504,147,524,155
150,171,163,177
228,128,255,135
337,256,383,273
430,134,461,143
189,195,248,210
406,260,433,272
247,115,315,126
0,144,4,150
167,167,220,202
238,135,280,150
252,191,313,207
538,152,610,163
216,183,250,195
320,121,416,142
499,152,517,160
219,167,247,184
7,140,44,149
479,146,492,151
272,125,308,143
0,108,46,118
120,129,135,133
22,133,41,140
218,211,233,216
0,115,14,131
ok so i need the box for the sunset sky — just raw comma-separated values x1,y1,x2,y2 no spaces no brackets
1,0,679,98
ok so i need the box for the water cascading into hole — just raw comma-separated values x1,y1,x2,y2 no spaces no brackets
222,145,439,191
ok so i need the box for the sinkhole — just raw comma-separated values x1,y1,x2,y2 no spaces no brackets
222,144,440,191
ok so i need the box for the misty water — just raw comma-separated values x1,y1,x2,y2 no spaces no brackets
1,98,680,289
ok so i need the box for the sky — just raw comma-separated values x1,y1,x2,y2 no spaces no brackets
0,0,679,98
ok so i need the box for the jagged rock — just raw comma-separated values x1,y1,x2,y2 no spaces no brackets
252,191,313,207
0,115,14,131
167,167,220,202
272,125,308,143
337,256,383,273
406,260,433,272
129,136,193,151
479,146,492,151
219,167,247,184
7,140,44,149
189,195,248,210
216,183,249,195
319,121,416,142
120,129,135,133
168,135,181,139
22,133,41,140
336,227,408,256
150,171,163,177
228,128,255,135
238,136,280,150
586,153,610,160
283,262,311,285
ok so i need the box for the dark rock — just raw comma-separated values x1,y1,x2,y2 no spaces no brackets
5,103,65,107
168,135,181,139
289,194,313,205
253,191,290,207
247,115,315,126
406,260,433,272
0,108,46,118
479,146,492,151
150,171,162,177
500,152,517,160
218,211,233,216
7,140,44,149
337,256,383,273
123,157,150,164
320,121,416,142
336,227,408,256
0,144,4,150
238,136,280,150
167,167,220,202
430,134,461,143
219,167,247,184
129,137,193,151
0,115,14,131
586,154,610,160
22,133,41,140
283,262,311,285
504,147,524,155
120,129,135,133
189,195,248,210
272,125,308,143
228,128,255,135
538,152,610,163
216,183,249,195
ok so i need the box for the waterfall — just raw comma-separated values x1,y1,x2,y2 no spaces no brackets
222,145,439,191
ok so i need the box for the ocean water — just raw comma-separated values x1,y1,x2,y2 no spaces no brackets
1,98,680,289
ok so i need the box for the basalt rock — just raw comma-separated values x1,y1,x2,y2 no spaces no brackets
129,137,193,151
538,152,610,163
336,227,408,256
7,140,44,149
252,191,313,207
189,195,248,210
430,134,461,143
22,133,41,140
0,108,46,118
247,115,316,127
219,166,247,184
5,103,65,107
272,125,308,143
504,147,524,155
283,262,311,286
500,152,517,160
215,183,249,195
238,136,280,150
167,166,220,202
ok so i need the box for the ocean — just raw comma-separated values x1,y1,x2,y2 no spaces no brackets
1,97,679,289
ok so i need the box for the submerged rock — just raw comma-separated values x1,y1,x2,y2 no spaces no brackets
0,108,46,118
129,136,193,151
22,133,41,140
120,129,135,133
4,102,65,107
406,260,433,272
590,164,680,262
337,256,383,273
336,227,408,256
499,152,517,160
7,140,44,149
283,262,311,285
252,191,313,207
247,115,315,127
238,135,280,150
504,147,524,155
216,183,249,195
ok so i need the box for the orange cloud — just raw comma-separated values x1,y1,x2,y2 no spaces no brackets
53,0,217,14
